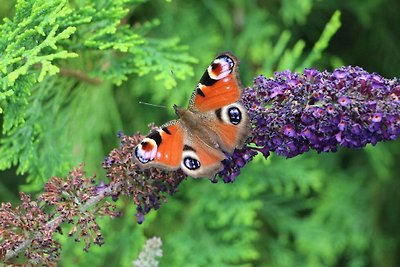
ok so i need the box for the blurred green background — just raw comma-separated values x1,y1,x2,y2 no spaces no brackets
1,0,400,266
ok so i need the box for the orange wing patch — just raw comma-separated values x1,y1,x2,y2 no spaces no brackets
212,122,239,153
194,141,226,166
193,78,241,111
153,124,184,168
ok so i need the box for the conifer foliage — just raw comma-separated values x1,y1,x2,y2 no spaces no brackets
0,0,195,182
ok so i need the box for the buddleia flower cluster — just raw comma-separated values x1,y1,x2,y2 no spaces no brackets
0,166,120,265
220,66,400,182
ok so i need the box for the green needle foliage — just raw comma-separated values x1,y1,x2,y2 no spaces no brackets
0,0,195,183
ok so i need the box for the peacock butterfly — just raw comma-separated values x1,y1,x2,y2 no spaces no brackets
134,52,250,179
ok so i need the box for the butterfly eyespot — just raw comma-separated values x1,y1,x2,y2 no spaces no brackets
183,156,201,170
135,147,149,163
206,56,234,81
135,138,158,164
227,106,242,125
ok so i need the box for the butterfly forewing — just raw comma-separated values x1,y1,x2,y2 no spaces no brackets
189,52,242,112
135,123,184,170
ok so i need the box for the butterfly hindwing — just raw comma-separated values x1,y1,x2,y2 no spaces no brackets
205,102,250,153
180,136,226,179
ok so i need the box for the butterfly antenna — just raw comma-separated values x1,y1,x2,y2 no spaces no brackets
138,70,177,109
138,101,168,109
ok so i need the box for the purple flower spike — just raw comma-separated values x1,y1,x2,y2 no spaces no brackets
219,66,399,181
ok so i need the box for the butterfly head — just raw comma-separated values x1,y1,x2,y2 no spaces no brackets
173,104,186,118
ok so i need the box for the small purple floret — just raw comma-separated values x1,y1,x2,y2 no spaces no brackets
338,96,351,106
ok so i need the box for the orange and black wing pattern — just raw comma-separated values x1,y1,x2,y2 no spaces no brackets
134,122,184,170
189,52,242,112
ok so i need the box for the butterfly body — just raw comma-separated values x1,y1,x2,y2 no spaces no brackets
134,52,250,179
173,105,222,149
